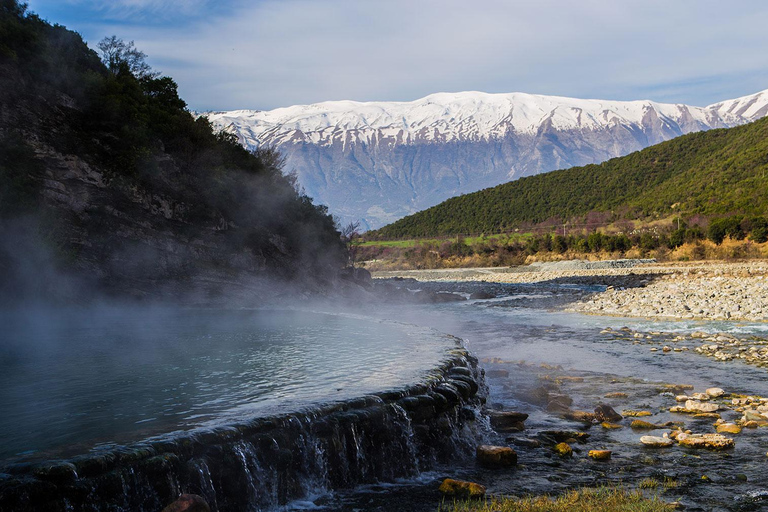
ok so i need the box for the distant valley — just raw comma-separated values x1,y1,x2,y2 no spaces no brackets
207,89,768,229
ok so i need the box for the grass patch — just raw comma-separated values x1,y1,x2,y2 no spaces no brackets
441,486,675,512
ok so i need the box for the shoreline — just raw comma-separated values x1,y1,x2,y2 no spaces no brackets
372,260,768,323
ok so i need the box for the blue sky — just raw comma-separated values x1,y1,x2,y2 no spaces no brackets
26,0,768,112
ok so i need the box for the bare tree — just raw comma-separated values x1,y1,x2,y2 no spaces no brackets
97,36,158,80
340,220,361,268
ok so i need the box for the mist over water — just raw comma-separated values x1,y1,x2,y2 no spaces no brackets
0,307,455,465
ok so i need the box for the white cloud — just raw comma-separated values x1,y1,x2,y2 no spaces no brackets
53,0,768,110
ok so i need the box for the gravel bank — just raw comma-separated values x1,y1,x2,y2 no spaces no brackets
372,260,768,322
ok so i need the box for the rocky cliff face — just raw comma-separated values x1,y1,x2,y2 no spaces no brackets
0,7,345,304
207,89,768,229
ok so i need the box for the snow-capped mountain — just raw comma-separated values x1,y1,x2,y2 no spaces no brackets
206,89,768,229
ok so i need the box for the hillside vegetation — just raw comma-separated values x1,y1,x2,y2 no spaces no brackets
0,1,344,301
372,117,768,239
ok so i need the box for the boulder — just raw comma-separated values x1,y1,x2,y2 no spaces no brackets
601,422,622,429
676,432,734,450
553,442,573,457
439,478,486,498
640,436,674,448
161,495,210,512
594,404,623,423
588,450,612,461
476,445,517,468
487,410,529,432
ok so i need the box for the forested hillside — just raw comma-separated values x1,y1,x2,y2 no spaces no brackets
372,117,768,239
0,1,345,302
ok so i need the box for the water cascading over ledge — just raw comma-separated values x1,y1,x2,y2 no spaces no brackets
0,345,486,511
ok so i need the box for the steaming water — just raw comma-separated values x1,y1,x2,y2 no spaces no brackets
322,282,768,511
0,308,453,465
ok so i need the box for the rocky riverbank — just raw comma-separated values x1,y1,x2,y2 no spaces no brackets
372,260,768,323
566,261,768,322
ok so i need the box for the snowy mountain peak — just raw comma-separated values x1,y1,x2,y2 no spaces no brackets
708,88,768,122
204,88,768,229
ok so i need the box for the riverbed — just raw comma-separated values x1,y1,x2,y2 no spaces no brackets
317,269,768,512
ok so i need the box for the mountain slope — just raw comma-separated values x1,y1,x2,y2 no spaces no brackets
206,89,768,228
370,116,768,239
0,2,345,303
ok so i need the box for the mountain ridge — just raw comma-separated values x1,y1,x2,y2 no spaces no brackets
206,88,768,229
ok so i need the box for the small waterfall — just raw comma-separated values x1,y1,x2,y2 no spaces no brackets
0,349,485,511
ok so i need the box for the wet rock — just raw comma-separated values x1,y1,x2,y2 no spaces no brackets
509,437,541,448
588,450,611,460
604,392,628,398
485,369,509,378
487,410,529,432
716,423,742,434
469,291,496,300
161,494,210,512
594,404,623,423
631,420,663,430
623,410,652,417
601,422,622,429
438,478,486,498
476,445,517,468
706,387,725,398
693,413,721,419
415,291,466,303
690,393,711,401
539,431,590,444
676,432,734,450
562,410,596,423
553,442,573,457
684,400,719,413
640,436,674,448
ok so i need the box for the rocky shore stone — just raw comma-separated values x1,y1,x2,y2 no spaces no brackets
594,404,623,422
476,445,517,468
553,442,573,457
588,450,611,460
161,494,210,512
439,478,486,498
715,423,742,434
640,436,674,448
631,420,662,430
676,432,734,450
487,411,528,432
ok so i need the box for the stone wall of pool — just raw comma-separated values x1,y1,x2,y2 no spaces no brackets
0,343,486,511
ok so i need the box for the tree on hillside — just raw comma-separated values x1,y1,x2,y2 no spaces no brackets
340,220,361,268
97,36,158,79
